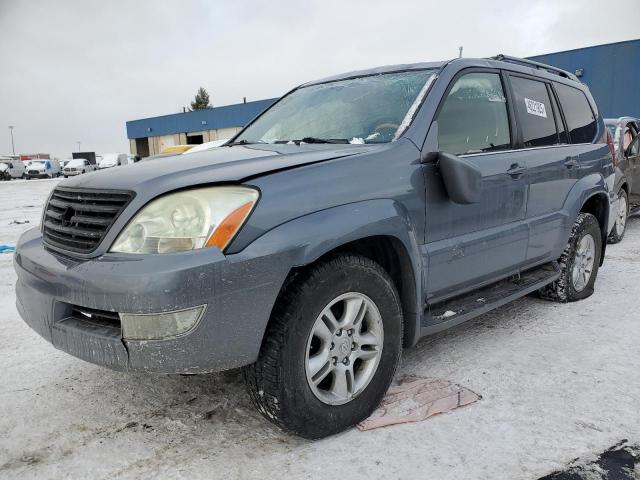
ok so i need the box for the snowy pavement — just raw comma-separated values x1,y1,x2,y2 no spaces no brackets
1,179,639,480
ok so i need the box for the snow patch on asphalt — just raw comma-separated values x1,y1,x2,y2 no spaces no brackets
1,180,640,479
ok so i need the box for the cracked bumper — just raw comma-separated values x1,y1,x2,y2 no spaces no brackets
13,227,291,373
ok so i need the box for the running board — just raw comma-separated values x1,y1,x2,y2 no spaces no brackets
421,262,560,336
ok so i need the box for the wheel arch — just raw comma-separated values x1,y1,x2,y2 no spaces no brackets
292,235,420,348
579,191,609,265
243,199,425,350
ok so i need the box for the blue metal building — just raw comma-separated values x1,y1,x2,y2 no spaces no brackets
125,98,276,156
528,39,640,118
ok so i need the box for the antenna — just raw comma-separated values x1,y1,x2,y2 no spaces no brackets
458,46,463,58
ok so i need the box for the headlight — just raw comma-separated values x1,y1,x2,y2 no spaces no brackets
110,186,258,254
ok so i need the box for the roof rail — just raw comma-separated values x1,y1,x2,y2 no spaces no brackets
490,54,579,81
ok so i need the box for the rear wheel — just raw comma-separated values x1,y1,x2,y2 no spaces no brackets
539,212,601,302
244,254,403,439
607,189,628,244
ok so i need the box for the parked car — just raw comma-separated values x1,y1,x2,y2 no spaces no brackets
62,158,95,177
182,139,230,155
14,56,614,439
0,158,26,180
604,117,640,243
59,159,73,169
97,153,131,169
25,159,61,179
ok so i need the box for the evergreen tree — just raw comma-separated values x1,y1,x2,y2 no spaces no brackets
190,87,212,110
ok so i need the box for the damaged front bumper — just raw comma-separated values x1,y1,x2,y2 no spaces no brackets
13,227,291,374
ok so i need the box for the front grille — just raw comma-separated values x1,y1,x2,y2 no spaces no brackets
43,187,134,253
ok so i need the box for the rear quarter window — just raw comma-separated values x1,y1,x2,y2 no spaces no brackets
554,83,597,144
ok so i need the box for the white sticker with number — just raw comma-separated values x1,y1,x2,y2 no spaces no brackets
524,98,547,118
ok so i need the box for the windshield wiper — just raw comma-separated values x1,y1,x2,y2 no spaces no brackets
274,137,350,145
300,137,350,144
225,139,266,146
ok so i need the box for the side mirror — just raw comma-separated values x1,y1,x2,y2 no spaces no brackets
434,151,482,204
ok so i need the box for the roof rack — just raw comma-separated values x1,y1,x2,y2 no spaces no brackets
490,54,579,81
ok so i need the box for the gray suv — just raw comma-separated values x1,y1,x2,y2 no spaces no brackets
14,55,614,438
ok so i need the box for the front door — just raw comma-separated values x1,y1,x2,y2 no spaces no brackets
424,70,529,304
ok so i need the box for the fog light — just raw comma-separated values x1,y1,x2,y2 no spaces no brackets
120,305,206,340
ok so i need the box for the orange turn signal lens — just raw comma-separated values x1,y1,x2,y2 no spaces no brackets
205,201,254,250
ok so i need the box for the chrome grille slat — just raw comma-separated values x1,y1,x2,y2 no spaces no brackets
42,187,134,254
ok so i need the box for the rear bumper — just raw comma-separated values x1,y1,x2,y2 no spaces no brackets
14,227,292,373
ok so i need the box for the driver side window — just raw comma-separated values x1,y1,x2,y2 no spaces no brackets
437,72,511,156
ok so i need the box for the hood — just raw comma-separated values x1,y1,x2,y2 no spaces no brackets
62,143,381,193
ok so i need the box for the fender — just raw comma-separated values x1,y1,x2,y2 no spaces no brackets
236,199,425,347
562,172,610,264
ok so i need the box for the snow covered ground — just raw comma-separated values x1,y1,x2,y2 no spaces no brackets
1,179,639,480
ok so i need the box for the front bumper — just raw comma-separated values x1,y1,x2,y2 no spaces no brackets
63,170,82,176
14,228,291,373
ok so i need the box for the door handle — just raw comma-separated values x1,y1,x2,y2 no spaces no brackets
564,157,579,169
507,163,525,178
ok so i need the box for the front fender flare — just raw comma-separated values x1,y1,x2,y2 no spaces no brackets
237,199,425,347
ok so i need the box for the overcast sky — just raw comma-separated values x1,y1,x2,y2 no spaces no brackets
0,0,637,157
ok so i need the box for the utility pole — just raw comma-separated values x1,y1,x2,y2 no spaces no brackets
77,141,81,152
458,46,463,58
8,126,15,156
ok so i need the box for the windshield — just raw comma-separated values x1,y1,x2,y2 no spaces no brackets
68,160,84,168
31,161,46,167
606,124,621,148
235,70,436,145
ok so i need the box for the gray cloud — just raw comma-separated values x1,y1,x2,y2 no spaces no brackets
0,0,637,157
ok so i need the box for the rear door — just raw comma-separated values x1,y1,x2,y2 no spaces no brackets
424,70,529,303
507,74,578,265
627,135,640,202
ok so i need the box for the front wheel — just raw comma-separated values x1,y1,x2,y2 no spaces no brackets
607,189,628,244
244,254,403,439
539,212,601,302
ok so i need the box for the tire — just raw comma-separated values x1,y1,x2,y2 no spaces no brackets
539,212,602,302
244,254,403,439
64,175,68,178
607,189,628,244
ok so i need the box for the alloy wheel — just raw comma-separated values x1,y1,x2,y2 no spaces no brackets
572,234,596,292
304,292,384,405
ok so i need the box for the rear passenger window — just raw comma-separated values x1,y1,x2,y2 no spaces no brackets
554,83,597,143
437,72,511,155
509,76,559,148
